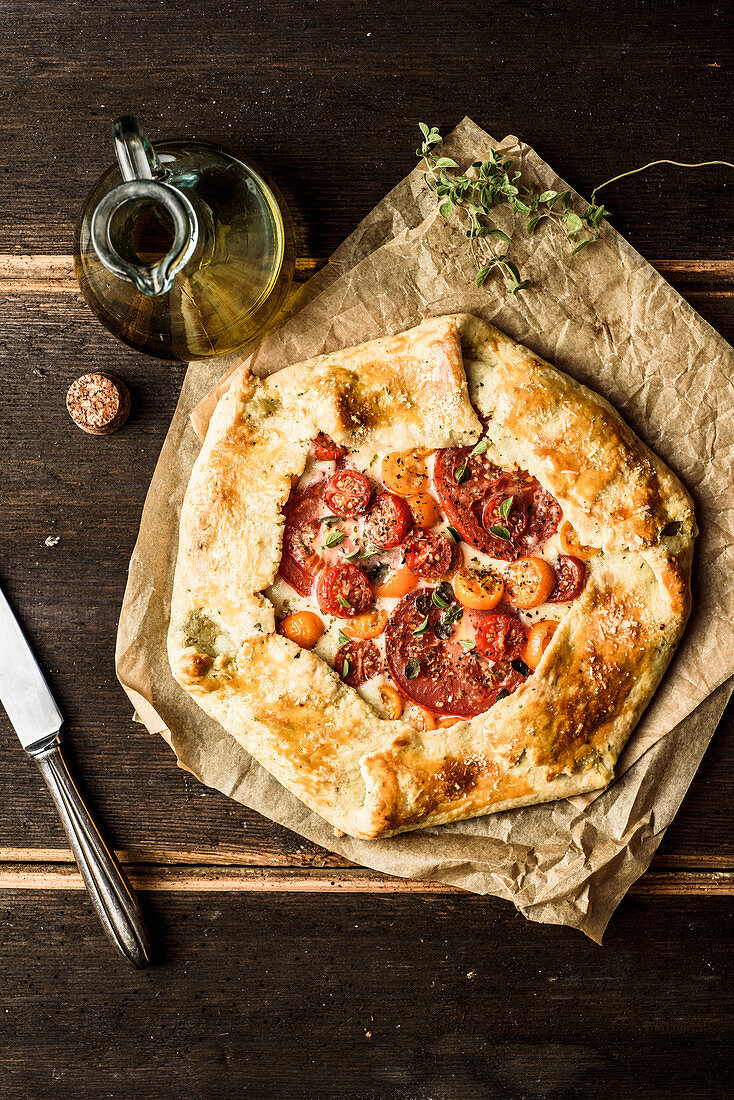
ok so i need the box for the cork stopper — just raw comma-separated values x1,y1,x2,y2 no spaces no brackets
66,372,131,435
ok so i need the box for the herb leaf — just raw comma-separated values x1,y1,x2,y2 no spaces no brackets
459,638,476,651
445,526,461,543
412,616,430,637
488,524,511,541
498,496,513,520
405,657,421,679
454,461,469,485
325,529,345,548
337,594,352,610
337,629,350,646
342,659,351,677
432,590,449,609
470,439,489,457
415,127,734,298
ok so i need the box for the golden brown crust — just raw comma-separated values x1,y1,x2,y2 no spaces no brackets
168,315,695,839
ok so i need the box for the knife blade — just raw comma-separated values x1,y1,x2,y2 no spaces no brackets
0,584,63,752
0,581,151,968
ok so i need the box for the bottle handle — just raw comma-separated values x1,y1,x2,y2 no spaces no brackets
113,115,162,182
90,116,198,297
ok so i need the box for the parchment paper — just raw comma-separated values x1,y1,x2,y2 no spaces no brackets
116,119,734,940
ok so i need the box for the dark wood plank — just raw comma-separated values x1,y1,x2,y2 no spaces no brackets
0,286,732,871
0,888,732,1098
0,0,732,263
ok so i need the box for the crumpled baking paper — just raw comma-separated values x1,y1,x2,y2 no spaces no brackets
116,118,734,941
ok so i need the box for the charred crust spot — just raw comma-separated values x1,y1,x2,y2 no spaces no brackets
178,650,213,682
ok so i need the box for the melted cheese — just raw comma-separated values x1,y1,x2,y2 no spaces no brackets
265,448,597,718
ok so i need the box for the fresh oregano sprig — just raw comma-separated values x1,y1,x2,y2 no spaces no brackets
416,123,734,295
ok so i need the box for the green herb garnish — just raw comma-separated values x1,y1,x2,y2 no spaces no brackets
343,545,361,560
488,524,511,541
470,439,489,457
325,529,346,548
342,659,351,677
320,515,341,526
337,629,350,646
498,496,513,520
405,657,421,679
445,526,461,543
338,595,352,610
454,461,469,485
417,123,734,296
412,615,430,637
432,590,449,610
459,638,476,651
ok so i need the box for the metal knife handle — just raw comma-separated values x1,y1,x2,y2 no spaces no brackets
31,740,151,968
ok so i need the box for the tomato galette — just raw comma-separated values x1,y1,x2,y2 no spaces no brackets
168,315,695,839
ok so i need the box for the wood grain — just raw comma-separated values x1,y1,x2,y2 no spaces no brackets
1,889,732,1099
1,0,733,1093
2,863,733,896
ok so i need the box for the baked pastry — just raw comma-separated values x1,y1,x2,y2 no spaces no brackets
168,315,695,839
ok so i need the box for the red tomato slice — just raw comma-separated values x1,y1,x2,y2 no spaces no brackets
482,491,529,542
402,532,454,579
474,613,529,662
334,640,382,687
316,562,374,618
547,555,587,602
362,492,413,549
311,432,347,461
384,590,520,718
433,448,518,559
433,448,562,559
323,469,372,519
278,482,324,596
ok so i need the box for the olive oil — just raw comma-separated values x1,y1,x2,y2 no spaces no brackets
75,122,295,360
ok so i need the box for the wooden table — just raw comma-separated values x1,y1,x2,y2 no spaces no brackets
1,1,732,1095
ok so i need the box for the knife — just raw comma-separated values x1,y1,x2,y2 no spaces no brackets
0,582,151,968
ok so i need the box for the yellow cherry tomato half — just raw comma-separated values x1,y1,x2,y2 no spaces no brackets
504,556,556,609
279,610,325,649
381,450,428,496
375,564,418,599
559,520,598,560
454,567,504,610
523,619,559,670
407,492,441,530
415,705,437,731
343,609,388,641
379,684,404,720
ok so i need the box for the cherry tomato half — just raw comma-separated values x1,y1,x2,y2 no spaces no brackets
311,432,347,461
382,451,428,496
482,491,528,542
362,492,413,549
474,613,529,662
504,556,556,609
407,492,441,530
334,640,382,687
375,564,418,599
547,555,587,602
523,620,559,670
454,567,504,610
316,562,374,618
278,610,325,649
559,520,598,560
343,609,388,641
403,532,454,579
323,469,372,519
